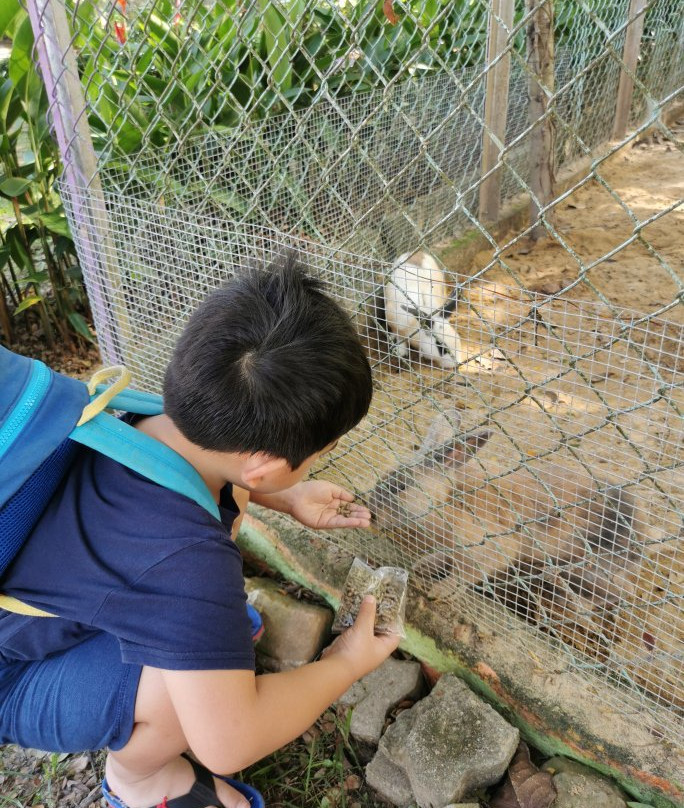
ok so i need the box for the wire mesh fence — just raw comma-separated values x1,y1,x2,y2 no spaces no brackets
26,0,684,759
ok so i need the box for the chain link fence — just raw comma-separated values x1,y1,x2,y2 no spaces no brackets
27,0,683,763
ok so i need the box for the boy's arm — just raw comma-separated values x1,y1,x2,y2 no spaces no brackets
161,597,398,775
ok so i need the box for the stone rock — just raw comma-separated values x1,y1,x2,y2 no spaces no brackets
337,657,424,746
365,745,415,807
366,701,417,807
244,577,333,671
543,757,627,808
367,674,519,808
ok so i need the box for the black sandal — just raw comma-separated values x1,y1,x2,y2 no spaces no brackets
101,753,264,808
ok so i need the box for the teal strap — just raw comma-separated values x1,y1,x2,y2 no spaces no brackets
94,384,164,416
68,411,219,519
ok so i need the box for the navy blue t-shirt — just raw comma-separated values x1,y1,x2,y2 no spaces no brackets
0,441,255,671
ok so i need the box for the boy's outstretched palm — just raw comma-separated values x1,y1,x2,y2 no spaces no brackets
287,480,372,529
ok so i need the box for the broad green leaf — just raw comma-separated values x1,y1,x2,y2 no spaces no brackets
27,210,73,238
0,0,22,39
116,123,143,154
258,0,292,93
5,227,34,272
146,13,182,60
0,176,32,197
56,239,79,263
83,59,117,126
8,14,34,87
19,270,49,286
14,294,43,315
67,311,95,342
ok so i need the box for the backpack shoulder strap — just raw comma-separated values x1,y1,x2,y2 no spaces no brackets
72,367,218,518
69,411,220,520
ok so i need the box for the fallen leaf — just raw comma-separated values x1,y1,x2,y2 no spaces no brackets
489,742,556,808
344,774,362,791
67,755,89,775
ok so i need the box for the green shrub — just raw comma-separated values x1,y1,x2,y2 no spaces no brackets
0,0,91,348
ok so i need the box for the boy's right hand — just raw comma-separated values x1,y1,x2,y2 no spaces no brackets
321,595,400,680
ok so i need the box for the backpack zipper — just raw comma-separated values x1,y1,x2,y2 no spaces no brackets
0,360,52,461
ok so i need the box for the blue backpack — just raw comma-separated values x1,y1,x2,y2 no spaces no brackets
0,345,219,616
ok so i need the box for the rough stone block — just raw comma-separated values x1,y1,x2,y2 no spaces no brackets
337,657,424,746
244,577,333,671
367,674,519,807
366,704,416,807
543,757,627,808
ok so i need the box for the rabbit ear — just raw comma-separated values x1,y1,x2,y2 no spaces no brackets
419,408,463,452
462,429,493,456
431,429,493,469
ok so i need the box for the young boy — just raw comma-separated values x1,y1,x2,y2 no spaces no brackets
0,254,400,808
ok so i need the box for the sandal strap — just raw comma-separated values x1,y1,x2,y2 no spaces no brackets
102,756,226,808
164,755,223,808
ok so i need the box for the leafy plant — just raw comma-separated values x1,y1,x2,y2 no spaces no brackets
68,0,494,159
0,0,92,348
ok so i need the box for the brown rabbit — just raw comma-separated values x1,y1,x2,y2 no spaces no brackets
366,410,643,608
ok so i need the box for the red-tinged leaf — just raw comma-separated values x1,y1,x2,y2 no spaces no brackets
117,0,127,14
383,0,398,25
642,631,656,651
489,742,556,808
114,20,126,44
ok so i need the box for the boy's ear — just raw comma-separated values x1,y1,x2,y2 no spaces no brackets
240,453,290,487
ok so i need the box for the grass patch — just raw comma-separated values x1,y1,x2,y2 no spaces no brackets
243,708,380,807
0,709,382,808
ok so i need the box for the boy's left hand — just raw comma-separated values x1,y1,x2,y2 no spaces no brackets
287,481,371,529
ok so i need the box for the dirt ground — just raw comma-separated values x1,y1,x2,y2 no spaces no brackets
473,120,684,324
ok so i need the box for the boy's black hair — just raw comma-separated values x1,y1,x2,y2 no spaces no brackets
163,253,373,468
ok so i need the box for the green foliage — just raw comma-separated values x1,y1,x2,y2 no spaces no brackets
70,0,493,157
0,0,91,349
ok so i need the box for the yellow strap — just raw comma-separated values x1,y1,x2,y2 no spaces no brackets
75,365,132,427
0,594,56,618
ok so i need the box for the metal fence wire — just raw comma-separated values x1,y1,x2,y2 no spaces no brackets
27,0,683,753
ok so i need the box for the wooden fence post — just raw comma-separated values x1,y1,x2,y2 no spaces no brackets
526,0,555,241
612,0,647,140
479,0,515,223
